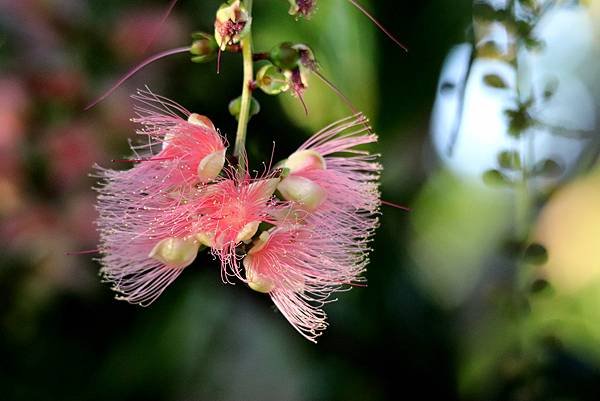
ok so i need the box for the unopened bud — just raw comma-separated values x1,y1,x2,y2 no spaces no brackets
243,255,276,293
197,149,226,182
249,177,281,200
228,95,260,120
248,231,271,255
256,64,289,95
214,0,251,50
277,175,327,211
190,32,218,63
162,114,216,152
236,220,260,243
284,149,326,173
148,237,199,268
187,113,216,131
269,42,301,70
195,231,215,248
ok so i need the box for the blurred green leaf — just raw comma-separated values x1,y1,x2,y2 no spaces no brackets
531,158,563,178
410,170,513,307
483,169,512,187
505,99,534,138
254,0,377,132
498,150,521,170
473,2,509,22
523,243,549,265
483,73,508,89
530,278,551,294
543,78,559,101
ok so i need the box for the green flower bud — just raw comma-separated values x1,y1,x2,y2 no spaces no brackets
269,42,301,70
228,95,260,121
190,32,218,63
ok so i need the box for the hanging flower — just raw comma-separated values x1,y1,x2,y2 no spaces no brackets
278,113,381,222
95,90,226,306
243,222,370,342
243,114,381,341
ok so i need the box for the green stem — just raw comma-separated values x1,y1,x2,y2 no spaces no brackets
233,0,254,168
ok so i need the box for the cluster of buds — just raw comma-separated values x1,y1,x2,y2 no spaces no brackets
96,90,381,341
187,0,251,64
256,42,318,100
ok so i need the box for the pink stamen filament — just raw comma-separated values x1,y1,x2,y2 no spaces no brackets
381,200,411,211
140,0,180,55
111,157,174,163
346,281,368,288
65,249,100,256
217,48,223,74
85,46,191,110
346,0,408,52
296,89,309,115
313,70,358,115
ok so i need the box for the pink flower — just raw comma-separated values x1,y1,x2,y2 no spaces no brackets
96,96,381,341
243,223,370,342
243,113,381,342
96,90,226,305
277,113,381,230
130,89,227,186
190,173,282,282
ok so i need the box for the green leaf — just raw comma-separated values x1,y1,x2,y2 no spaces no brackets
518,0,537,9
523,243,548,265
497,150,521,170
477,41,504,60
530,158,563,178
543,78,559,102
504,102,534,138
530,278,551,294
482,169,512,187
523,36,545,51
483,74,508,89
473,3,509,21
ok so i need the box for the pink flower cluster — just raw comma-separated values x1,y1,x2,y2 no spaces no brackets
96,90,381,342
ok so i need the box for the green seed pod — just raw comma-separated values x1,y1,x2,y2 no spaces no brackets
256,64,290,95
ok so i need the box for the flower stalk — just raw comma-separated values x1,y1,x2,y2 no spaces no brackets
233,0,254,167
